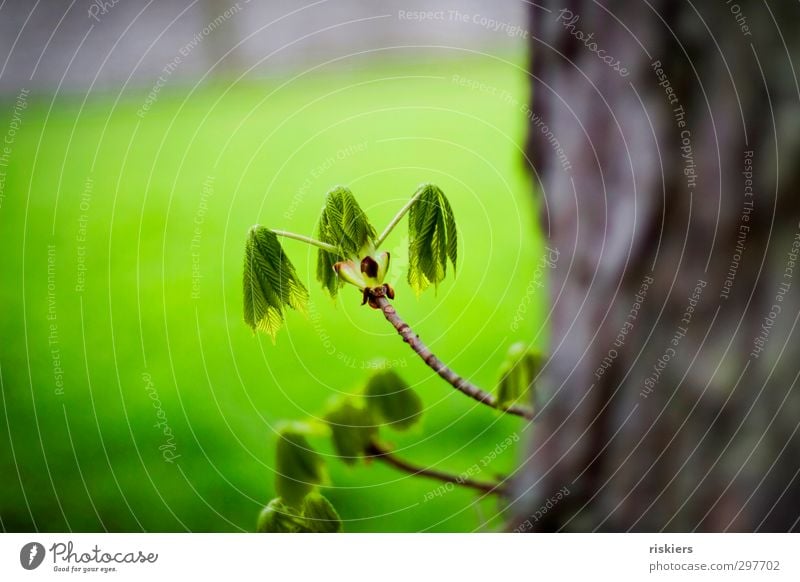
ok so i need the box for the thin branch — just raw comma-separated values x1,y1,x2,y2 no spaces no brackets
273,229,338,254
374,190,423,248
366,441,506,496
371,292,534,420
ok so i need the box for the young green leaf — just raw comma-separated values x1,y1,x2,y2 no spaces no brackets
407,184,457,294
243,225,309,339
364,370,423,431
317,185,377,255
316,186,377,297
324,400,377,464
301,494,343,533
256,498,306,533
497,343,541,409
316,223,341,297
275,429,325,507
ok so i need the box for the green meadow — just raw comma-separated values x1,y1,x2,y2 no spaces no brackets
0,54,546,532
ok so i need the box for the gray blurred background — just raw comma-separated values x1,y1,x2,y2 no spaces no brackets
0,0,527,94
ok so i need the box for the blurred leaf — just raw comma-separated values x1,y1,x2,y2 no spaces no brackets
325,400,377,464
364,370,423,431
256,498,306,533
275,429,325,507
407,184,457,294
301,494,343,533
497,343,541,409
316,186,377,297
243,226,308,339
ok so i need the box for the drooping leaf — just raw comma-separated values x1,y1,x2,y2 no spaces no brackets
407,184,457,294
363,370,423,431
324,400,377,464
275,428,325,508
497,343,542,409
256,498,306,533
316,211,341,297
243,226,309,339
301,494,343,533
319,185,376,255
315,186,377,297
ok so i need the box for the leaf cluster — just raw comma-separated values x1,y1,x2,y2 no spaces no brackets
243,183,461,339
258,369,423,532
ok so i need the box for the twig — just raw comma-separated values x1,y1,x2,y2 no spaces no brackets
273,229,339,254
366,441,506,496
371,292,534,420
374,190,423,248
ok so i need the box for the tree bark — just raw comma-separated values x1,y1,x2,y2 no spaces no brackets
514,1,800,531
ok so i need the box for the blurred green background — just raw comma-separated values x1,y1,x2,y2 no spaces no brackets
0,53,546,532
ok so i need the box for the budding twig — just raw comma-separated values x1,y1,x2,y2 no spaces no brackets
366,440,507,496
370,290,535,420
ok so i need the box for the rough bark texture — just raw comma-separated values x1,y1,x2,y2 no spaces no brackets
514,1,800,531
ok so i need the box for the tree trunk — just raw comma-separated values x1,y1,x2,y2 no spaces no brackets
514,1,800,531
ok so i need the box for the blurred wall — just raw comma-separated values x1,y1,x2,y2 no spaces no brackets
0,0,528,94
